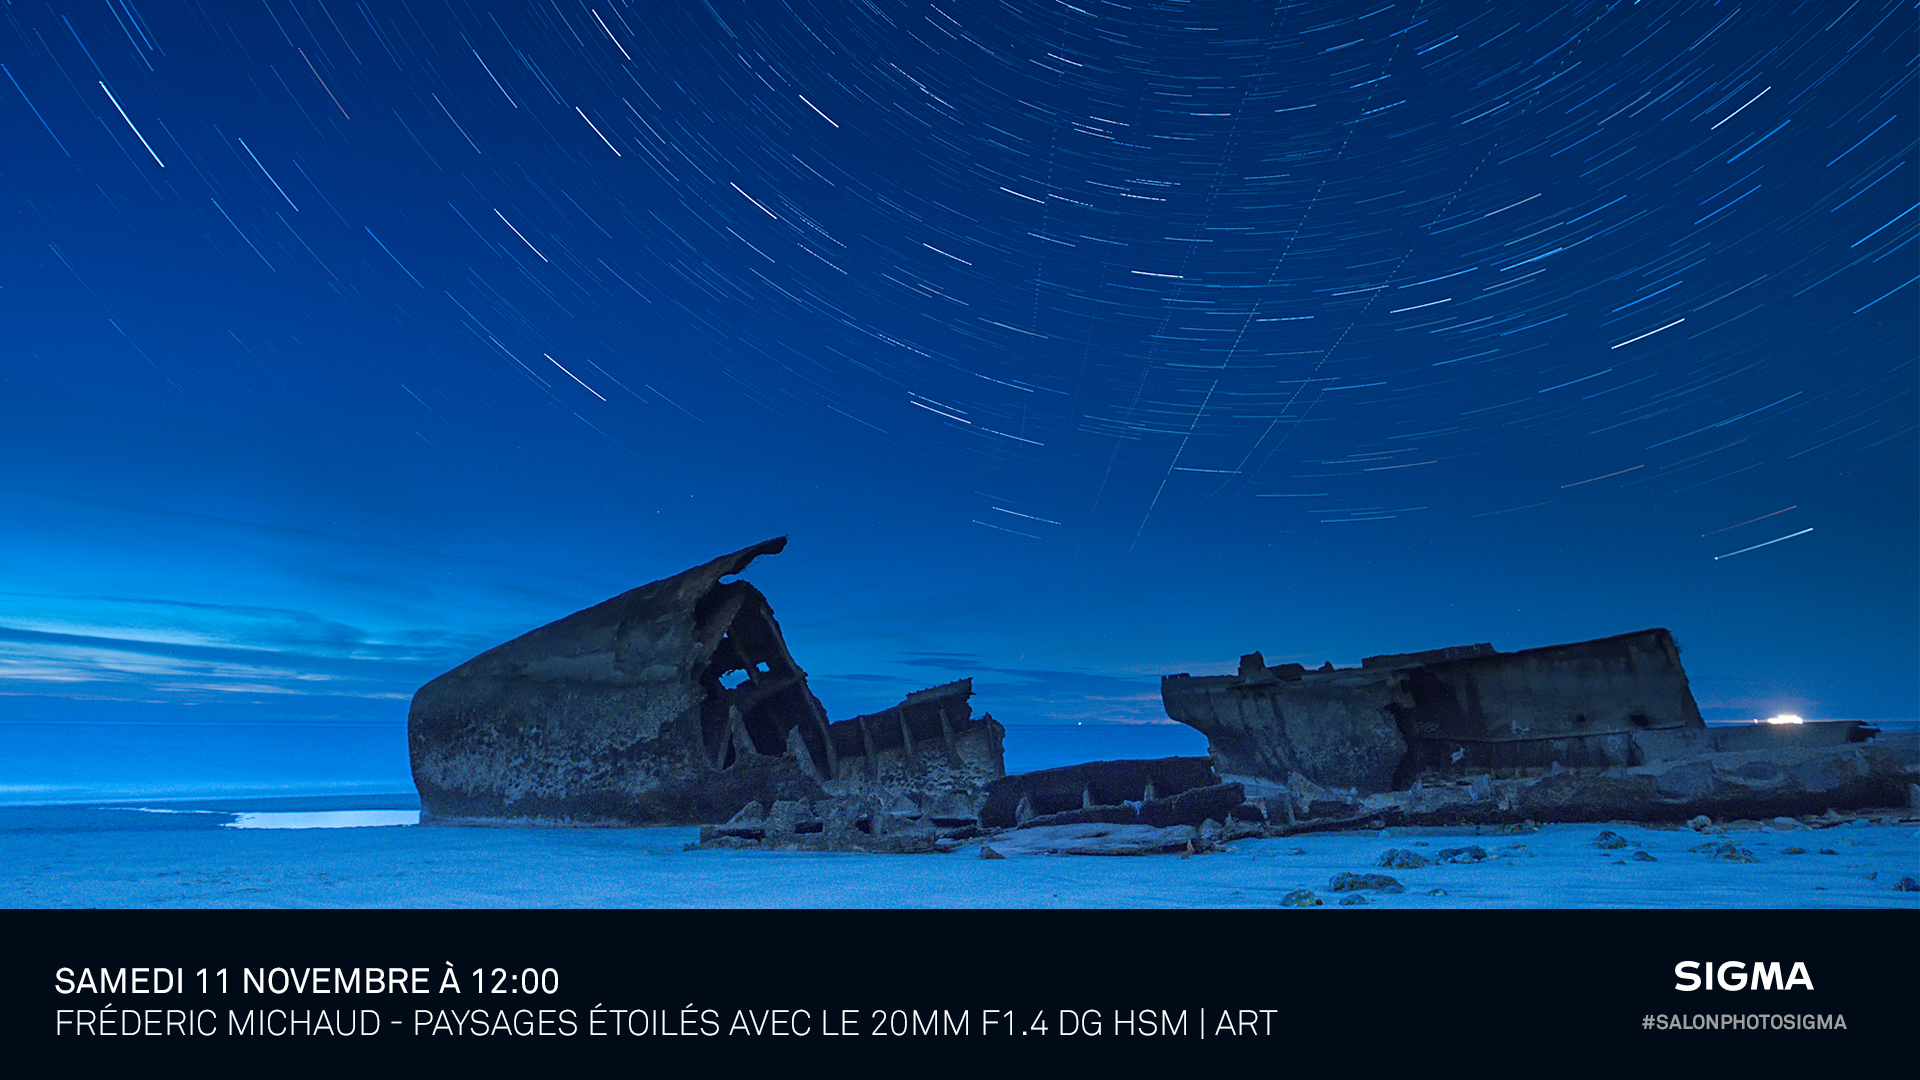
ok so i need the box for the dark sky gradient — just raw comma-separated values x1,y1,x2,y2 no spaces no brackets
2,0,1913,737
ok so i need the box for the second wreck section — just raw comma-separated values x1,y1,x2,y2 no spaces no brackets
1161,628,1706,794
408,537,1003,825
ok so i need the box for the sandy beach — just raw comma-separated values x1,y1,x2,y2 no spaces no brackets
6,799,1913,908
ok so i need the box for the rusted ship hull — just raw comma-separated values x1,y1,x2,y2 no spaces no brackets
408,538,1003,825
1162,628,1707,794
1161,628,1913,824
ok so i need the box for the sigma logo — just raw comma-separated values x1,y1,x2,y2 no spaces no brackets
1674,962,1813,991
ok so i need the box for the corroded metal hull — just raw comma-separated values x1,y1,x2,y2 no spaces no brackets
408,538,1002,825
1162,629,1707,794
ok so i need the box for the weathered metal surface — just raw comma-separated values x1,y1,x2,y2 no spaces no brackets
1264,730,1916,828
816,679,1005,795
977,757,1219,828
408,538,1003,825
1163,629,1706,793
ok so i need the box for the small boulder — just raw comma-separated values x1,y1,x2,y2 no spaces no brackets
1689,840,1757,862
1328,872,1405,893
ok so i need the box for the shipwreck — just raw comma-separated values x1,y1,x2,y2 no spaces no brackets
408,537,1004,825
1163,629,1707,793
410,549,1912,840
1162,629,1912,825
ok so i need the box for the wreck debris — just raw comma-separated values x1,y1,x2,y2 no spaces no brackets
408,537,1003,826
696,755,1246,853
815,679,1005,799
1438,731,1915,824
977,757,1222,828
695,796,955,854
972,822,1215,857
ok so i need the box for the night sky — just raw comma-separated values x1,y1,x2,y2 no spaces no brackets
2,0,1914,745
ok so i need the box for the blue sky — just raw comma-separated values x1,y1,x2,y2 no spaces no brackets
1,0,1914,745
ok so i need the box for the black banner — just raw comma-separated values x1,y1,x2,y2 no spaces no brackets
5,909,1907,1067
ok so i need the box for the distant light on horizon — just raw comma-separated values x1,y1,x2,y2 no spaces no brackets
1755,714,1806,725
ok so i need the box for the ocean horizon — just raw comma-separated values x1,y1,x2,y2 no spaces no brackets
4,716,1912,811
0,718,1224,808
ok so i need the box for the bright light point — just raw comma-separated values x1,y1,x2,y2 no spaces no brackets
1756,714,1805,725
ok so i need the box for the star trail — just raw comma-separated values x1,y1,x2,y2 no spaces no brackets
0,0,1913,735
